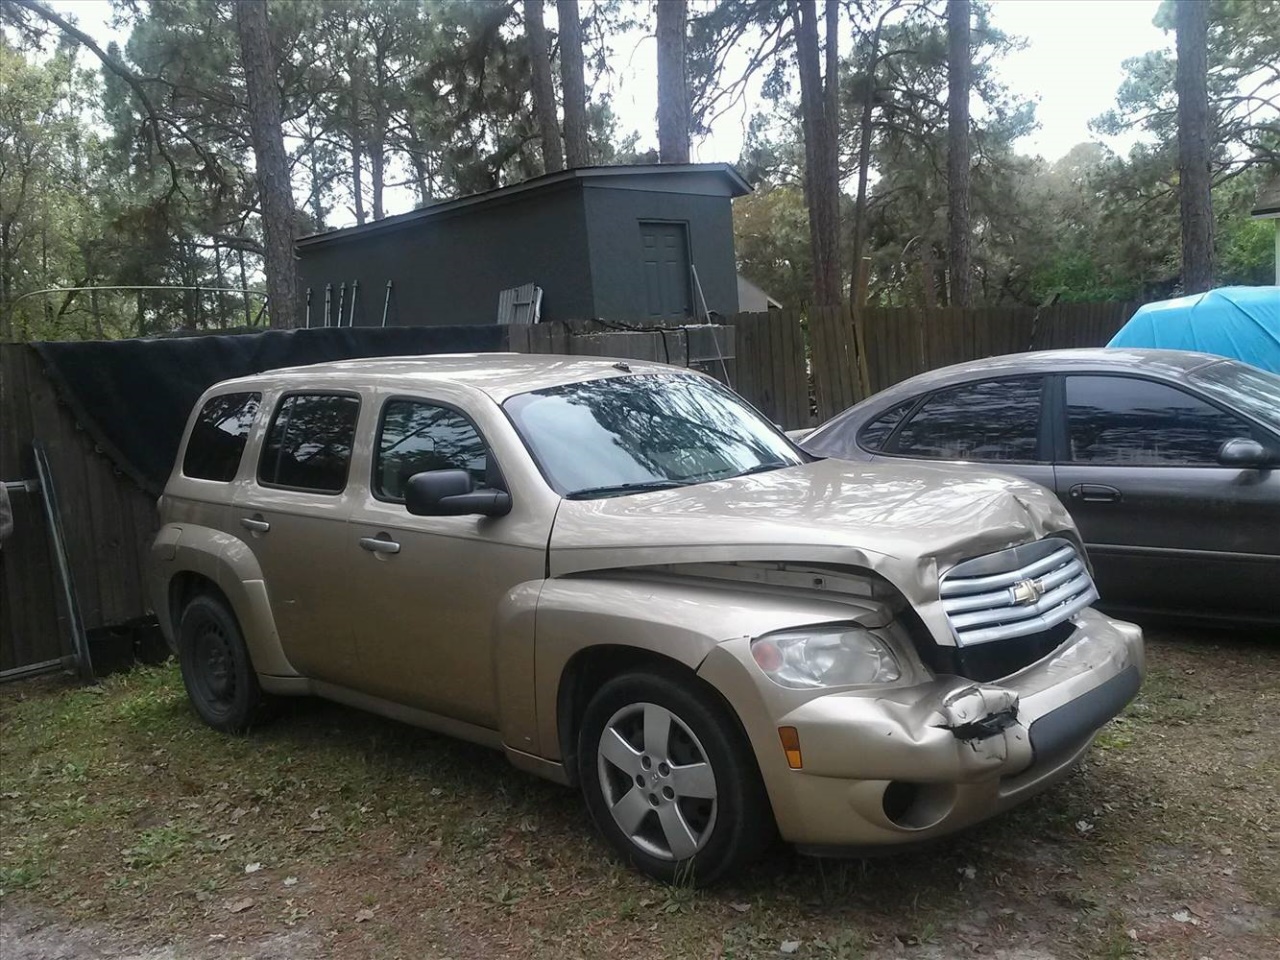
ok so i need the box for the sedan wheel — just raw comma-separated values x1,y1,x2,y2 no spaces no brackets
577,668,773,884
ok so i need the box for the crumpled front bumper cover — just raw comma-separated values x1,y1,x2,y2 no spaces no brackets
697,607,1144,849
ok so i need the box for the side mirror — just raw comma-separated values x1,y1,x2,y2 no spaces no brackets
1217,437,1276,468
404,469,512,517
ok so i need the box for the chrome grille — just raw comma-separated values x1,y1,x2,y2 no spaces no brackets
940,539,1098,647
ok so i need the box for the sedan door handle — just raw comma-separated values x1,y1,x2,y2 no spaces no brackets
359,535,401,555
1068,483,1121,503
240,516,271,533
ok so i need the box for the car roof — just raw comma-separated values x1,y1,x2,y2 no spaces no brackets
906,347,1225,383
809,348,1236,438
204,353,687,403
856,347,1228,405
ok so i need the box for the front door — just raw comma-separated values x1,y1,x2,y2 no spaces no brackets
232,391,363,682
345,395,550,728
639,221,693,321
1052,374,1280,620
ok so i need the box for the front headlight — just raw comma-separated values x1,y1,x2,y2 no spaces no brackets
750,625,901,689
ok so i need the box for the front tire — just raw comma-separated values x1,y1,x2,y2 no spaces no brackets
177,594,264,734
577,668,773,884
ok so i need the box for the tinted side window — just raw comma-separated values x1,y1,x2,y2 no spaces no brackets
890,377,1042,462
1065,376,1255,465
182,392,260,481
856,400,917,452
375,400,489,500
258,394,360,493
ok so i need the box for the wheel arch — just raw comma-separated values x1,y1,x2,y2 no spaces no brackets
158,527,298,678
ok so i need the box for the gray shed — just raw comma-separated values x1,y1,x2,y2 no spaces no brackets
295,163,752,329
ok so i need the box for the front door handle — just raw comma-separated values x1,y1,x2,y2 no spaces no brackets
240,515,270,533
359,534,401,555
1068,483,1121,503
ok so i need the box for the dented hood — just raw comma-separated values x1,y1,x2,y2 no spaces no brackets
549,458,1078,640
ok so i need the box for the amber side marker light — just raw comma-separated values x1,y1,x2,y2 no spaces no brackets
778,726,803,769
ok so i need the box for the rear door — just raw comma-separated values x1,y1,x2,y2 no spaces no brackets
1050,373,1280,620
232,391,363,682
872,375,1056,490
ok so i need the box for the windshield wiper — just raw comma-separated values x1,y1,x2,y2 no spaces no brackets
565,479,689,500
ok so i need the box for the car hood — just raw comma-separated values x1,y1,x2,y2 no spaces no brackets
548,458,1079,643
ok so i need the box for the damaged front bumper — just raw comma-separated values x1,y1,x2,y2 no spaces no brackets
697,607,1144,851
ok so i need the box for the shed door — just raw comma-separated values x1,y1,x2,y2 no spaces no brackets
639,221,693,320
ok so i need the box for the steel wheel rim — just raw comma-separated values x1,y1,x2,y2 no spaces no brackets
596,702,718,862
191,615,236,715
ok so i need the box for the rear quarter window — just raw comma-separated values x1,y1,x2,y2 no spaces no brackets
182,392,261,482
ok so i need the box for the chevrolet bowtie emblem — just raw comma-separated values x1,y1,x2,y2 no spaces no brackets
1011,578,1044,606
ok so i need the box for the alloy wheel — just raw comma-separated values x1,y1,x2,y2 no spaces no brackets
595,701,718,861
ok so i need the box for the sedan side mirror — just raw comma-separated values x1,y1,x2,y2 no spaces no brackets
404,469,512,517
1217,437,1276,469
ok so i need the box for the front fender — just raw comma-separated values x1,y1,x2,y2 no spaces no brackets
150,523,298,678
531,575,888,762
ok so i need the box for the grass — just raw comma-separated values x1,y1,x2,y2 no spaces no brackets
2,627,1278,959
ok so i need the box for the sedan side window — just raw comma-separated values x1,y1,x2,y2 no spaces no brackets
375,399,490,501
888,377,1043,462
1065,376,1257,466
856,399,917,452
258,394,360,493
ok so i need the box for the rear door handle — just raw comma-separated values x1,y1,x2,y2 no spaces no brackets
240,515,270,533
359,535,401,555
1068,483,1121,503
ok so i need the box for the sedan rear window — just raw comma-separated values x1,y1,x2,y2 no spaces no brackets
504,374,804,498
889,377,1042,462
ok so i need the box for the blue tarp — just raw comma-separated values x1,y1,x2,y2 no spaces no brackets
1107,286,1280,373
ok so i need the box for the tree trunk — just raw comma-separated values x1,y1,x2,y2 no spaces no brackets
849,15,887,303
946,0,972,308
350,137,366,224
557,0,590,168
405,116,432,205
371,45,387,220
235,0,299,328
370,136,385,220
656,0,690,163
526,0,564,173
1175,0,1213,292
790,0,842,306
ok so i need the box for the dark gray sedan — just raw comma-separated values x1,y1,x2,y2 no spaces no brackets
801,349,1280,626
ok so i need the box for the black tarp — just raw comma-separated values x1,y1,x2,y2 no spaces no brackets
32,325,509,495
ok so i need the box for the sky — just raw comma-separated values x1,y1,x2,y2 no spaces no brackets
648,0,1172,164
45,0,1173,219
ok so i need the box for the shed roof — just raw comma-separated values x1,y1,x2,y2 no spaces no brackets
297,163,753,250
1253,174,1280,219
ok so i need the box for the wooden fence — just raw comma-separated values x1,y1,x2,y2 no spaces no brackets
1,343,159,676
776,300,1142,429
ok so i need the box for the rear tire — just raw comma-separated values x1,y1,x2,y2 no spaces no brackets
577,668,773,885
177,594,264,734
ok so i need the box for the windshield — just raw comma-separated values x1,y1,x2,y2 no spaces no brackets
1189,360,1280,435
503,373,806,499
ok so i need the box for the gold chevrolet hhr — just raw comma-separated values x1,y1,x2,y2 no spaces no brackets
150,354,1143,883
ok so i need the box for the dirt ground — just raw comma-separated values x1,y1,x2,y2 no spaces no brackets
1,624,1277,960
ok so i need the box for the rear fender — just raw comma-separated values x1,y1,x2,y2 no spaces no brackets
152,523,297,678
